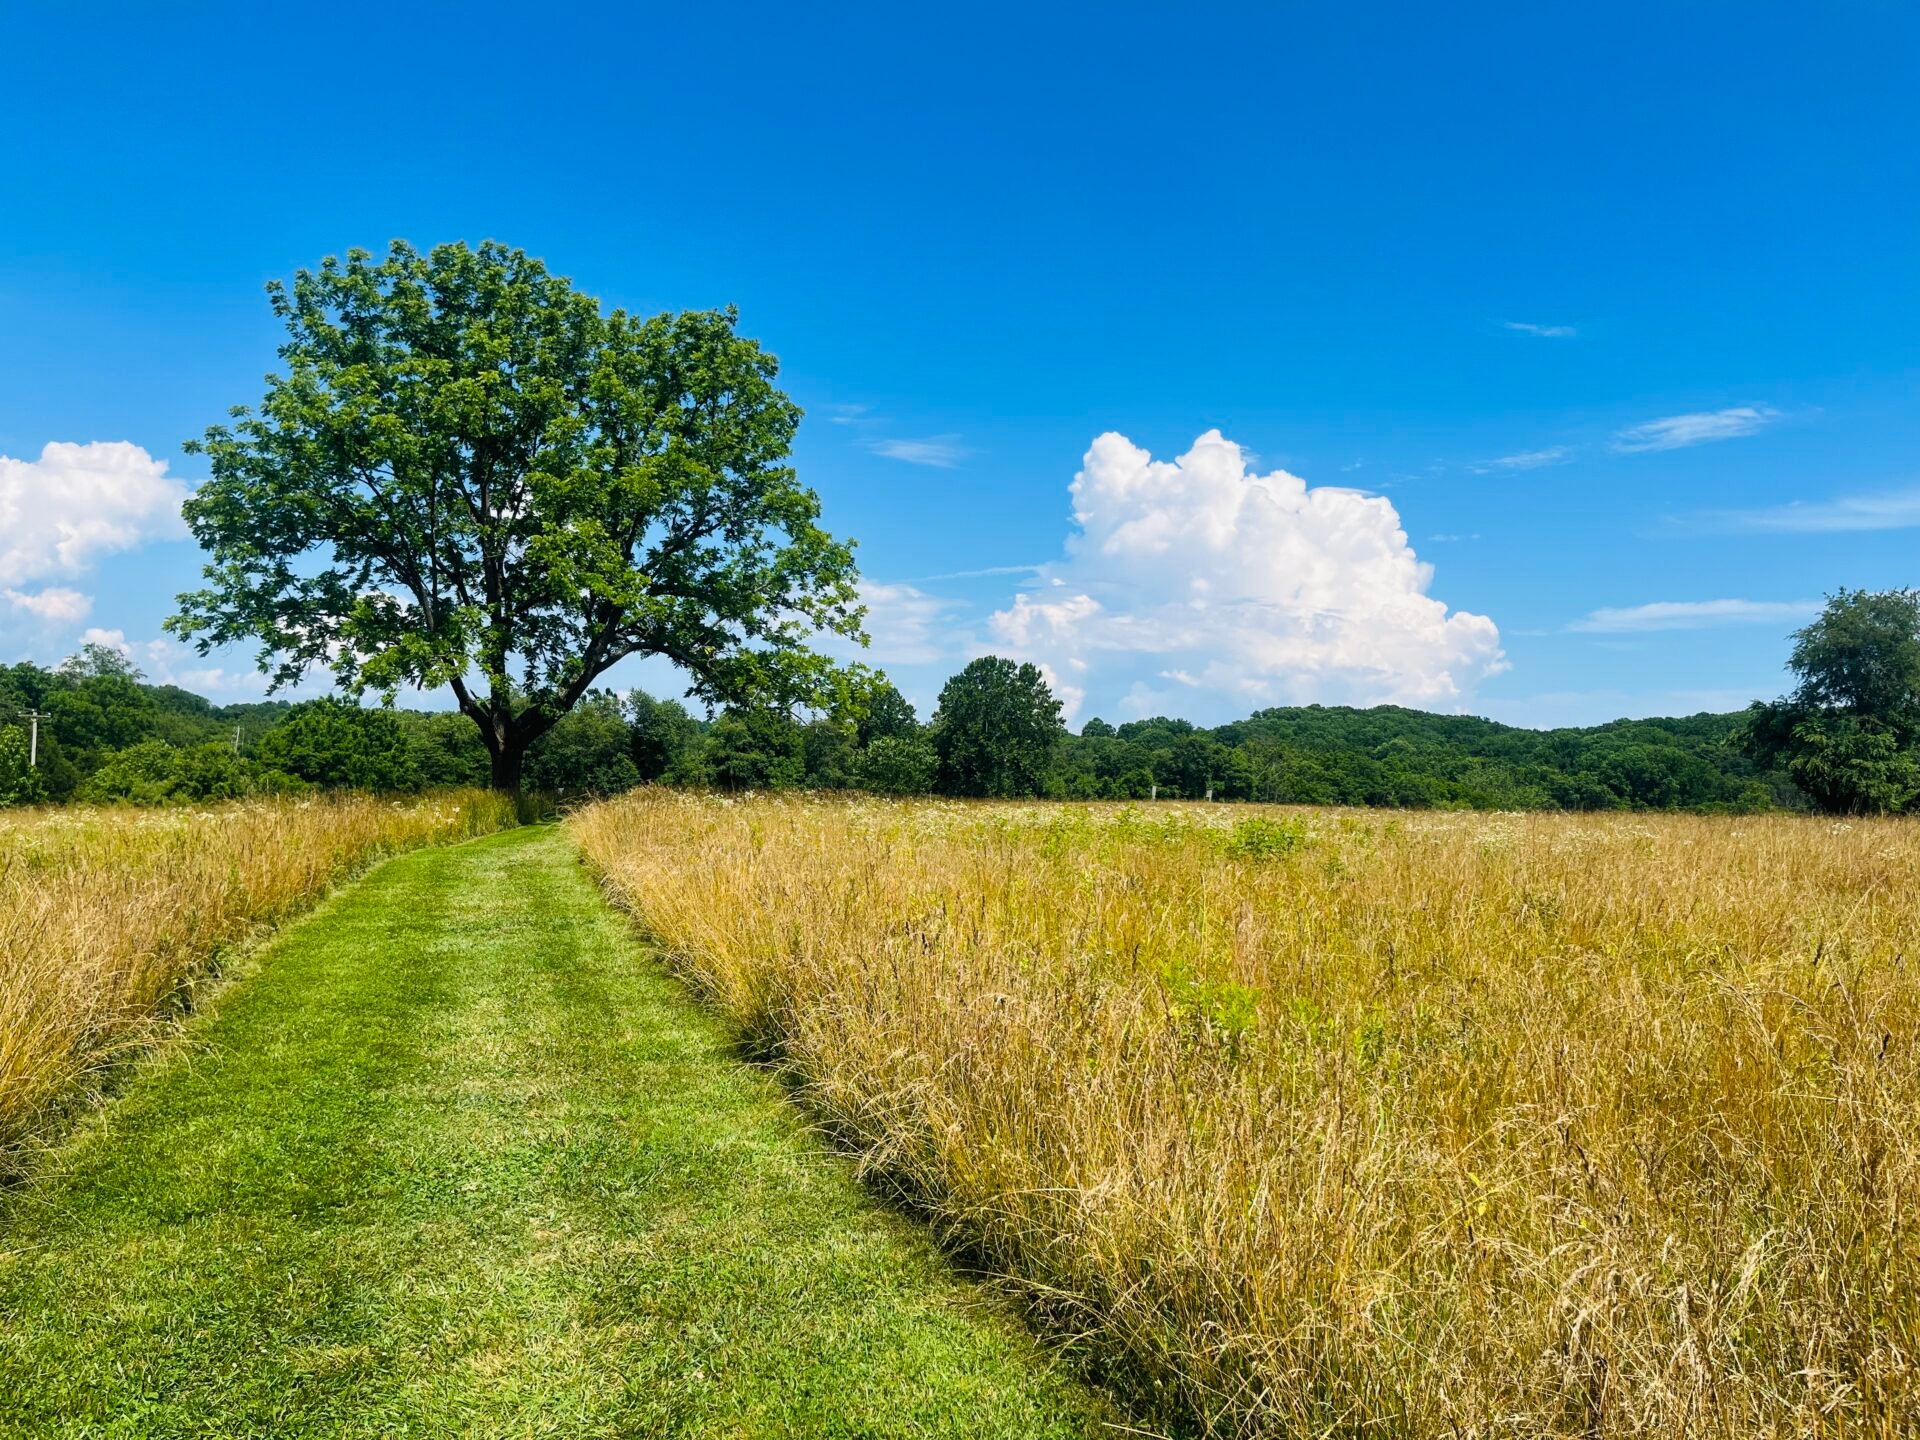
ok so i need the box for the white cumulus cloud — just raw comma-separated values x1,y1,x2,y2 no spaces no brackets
0,441,189,587
3,587,92,622
988,430,1505,719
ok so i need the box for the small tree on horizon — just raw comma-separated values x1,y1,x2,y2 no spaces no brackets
931,656,1063,797
627,690,705,784
850,678,920,748
1742,587,1920,814
169,240,862,791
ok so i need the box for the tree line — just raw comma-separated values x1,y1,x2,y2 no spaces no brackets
0,647,1804,812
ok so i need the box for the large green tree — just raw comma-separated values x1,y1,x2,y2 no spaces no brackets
930,656,1063,798
857,734,937,794
1742,588,1920,814
49,644,158,766
170,241,862,791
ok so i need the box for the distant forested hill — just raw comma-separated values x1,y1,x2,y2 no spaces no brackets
1057,706,1787,811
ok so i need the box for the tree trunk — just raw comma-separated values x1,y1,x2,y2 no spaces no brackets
489,743,525,794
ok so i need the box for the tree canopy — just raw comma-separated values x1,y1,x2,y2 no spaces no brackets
169,240,863,790
1741,589,1920,813
931,657,1065,797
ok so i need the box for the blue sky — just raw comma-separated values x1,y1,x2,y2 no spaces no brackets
3,1,1916,729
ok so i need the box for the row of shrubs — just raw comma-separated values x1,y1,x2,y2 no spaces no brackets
50,691,933,805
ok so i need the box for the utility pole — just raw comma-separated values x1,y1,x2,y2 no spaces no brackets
233,723,243,754
20,710,49,768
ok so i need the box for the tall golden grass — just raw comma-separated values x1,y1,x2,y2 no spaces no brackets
574,791,1919,1438
0,790,513,1165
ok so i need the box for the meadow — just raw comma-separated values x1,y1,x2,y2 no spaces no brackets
0,790,513,1166
574,792,1920,1438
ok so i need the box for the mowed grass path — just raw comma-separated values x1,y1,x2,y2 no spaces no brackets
0,827,1113,1438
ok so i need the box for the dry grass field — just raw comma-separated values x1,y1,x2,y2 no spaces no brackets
575,791,1920,1439
0,790,513,1166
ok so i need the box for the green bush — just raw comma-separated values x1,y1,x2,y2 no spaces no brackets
0,727,47,807
857,735,938,795
79,741,257,805
254,700,422,792
525,692,642,800
1224,816,1311,860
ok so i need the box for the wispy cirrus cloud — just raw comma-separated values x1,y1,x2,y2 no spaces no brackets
869,435,969,468
1505,320,1576,338
1480,445,1572,472
1702,487,1920,534
1569,598,1820,633
823,403,870,425
845,580,964,665
1480,686,1775,728
906,562,1045,582
1613,406,1779,453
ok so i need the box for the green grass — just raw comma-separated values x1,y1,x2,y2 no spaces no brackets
0,826,1116,1438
